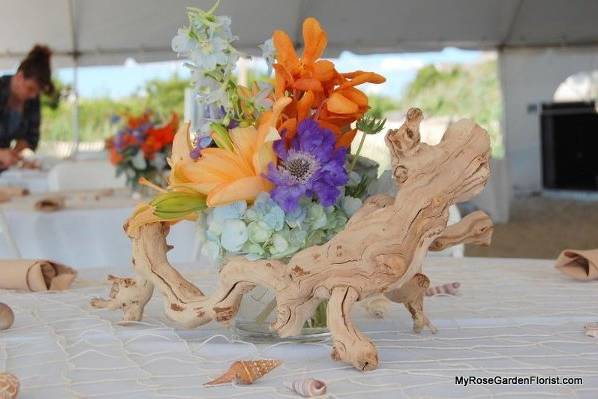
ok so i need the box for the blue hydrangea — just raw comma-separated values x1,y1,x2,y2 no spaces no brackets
196,163,379,264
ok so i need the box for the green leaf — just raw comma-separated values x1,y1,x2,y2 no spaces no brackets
356,113,386,135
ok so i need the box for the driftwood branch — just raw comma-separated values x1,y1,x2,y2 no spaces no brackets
91,108,492,371
429,210,493,251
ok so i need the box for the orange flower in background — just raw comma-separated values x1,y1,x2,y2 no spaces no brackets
109,148,123,165
143,113,180,158
126,111,152,130
147,113,179,148
141,137,160,159
272,17,385,146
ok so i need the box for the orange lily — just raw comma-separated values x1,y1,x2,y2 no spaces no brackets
125,121,201,238
169,97,292,207
272,17,385,146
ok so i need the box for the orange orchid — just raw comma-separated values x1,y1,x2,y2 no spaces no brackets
272,17,385,147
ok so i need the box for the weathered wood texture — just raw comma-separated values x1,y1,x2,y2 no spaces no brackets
91,108,493,371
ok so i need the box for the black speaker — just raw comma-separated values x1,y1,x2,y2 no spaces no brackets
541,101,598,190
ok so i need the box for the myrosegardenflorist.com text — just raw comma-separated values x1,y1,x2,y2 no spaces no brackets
456,375,583,387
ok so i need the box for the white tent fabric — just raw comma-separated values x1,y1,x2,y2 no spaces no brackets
2,0,598,69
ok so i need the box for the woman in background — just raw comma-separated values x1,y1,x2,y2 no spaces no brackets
0,45,54,169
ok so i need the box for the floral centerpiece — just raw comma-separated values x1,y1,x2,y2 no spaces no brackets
107,111,179,191
128,2,387,335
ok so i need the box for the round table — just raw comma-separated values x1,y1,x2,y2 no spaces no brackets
0,257,596,398
0,190,197,268
0,169,50,194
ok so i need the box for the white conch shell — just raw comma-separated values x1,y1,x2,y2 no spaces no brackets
0,373,19,399
285,378,327,397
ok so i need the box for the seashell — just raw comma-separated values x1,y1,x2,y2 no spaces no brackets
0,304,14,330
285,378,327,397
584,322,598,337
425,282,460,296
0,373,19,399
363,296,390,319
205,359,281,385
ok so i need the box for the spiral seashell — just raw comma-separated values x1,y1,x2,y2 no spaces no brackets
425,282,460,296
0,304,14,331
584,322,598,337
0,373,19,399
205,359,281,385
285,378,327,397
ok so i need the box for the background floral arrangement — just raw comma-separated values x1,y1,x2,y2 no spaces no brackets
107,111,179,190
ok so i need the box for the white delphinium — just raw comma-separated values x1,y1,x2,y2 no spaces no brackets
259,38,276,75
171,2,239,110
172,2,243,152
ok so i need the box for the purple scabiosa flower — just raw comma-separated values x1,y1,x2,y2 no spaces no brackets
267,119,348,212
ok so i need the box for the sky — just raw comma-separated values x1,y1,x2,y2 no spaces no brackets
41,47,484,100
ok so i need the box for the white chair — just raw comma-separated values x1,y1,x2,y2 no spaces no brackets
47,160,126,192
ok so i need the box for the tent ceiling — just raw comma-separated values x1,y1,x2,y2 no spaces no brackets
1,0,598,68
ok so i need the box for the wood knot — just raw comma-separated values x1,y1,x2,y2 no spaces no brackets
291,265,308,277
394,165,408,183
335,245,343,256
122,278,136,288
170,303,185,312
214,306,235,322
406,107,423,121
415,273,430,288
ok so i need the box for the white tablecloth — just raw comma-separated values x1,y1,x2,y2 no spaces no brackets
0,190,197,268
0,169,50,194
0,257,596,398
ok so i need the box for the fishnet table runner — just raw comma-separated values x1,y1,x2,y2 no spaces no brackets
0,257,597,398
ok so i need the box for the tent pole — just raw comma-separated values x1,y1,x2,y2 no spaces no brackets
67,0,79,159
71,60,80,158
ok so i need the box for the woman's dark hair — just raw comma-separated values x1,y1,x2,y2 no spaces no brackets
17,44,54,95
